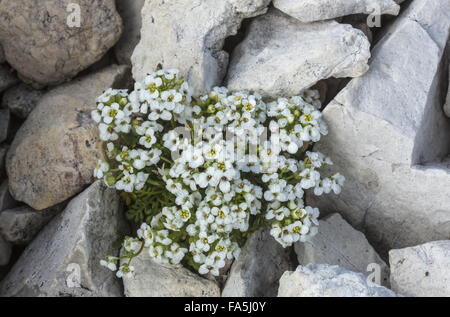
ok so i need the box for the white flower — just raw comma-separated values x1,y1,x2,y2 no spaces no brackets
116,263,135,278
101,103,124,124
139,128,157,149
100,256,119,271
94,160,109,179
115,173,136,192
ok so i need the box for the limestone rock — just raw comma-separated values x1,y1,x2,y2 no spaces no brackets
0,204,64,245
273,0,400,23
222,228,294,297
0,236,11,266
122,251,220,297
0,181,128,297
115,0,145,65
389,241,450,297
0,181,17,212
0,65,18,93
6,65,131,210
278,264,397,297
132,0,271,95
0,0,123,86
295,214,390,286
2,84,45,119
308,0,450,254
0,108,9,143
226,9,370,98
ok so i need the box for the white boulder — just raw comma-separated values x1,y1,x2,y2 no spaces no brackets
132,0,270,95
295,213,390,286
389,240,450,297
278,264,397,297
273,0,400,23
226,8,370,98
308,0,450,254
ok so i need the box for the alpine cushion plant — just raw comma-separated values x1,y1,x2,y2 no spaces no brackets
93,68,344,278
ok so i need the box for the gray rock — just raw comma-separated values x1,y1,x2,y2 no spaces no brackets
444,64,450,118
0,180,17,212
0,144,7,178
295,214,390,286
122,251,220,297
2,84,45,119
0,65,18,93
278,264,397,297
273,0,400,23
132,0,271,95
308,0,450,254
389,241,450,297
226,9,371,98
0,108,9,143
0,181,128,297
0,0,122,86
222,228,294,297
0,236,11,266
6,65,131,210
115,0,145,65
0,204,64,245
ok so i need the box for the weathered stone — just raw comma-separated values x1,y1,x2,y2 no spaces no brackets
278,264,397,297
444,64,450,118
0,144,7,178
6,65,131,210
0,0,123,86
0,236,11,266
389,241,450,297
115,0,145,65
0,204,64,245
222,228,294,297
2,84,45,119
0,181,17,212
132,0,270,95
308,0,450,254
122,251,220,297
0,181,128,297
0,108,9,143
0,65,18,93
226,9,370,98
295,214,390,286
273,0,399,23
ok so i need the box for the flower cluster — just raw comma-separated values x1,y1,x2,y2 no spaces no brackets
95,69,344,278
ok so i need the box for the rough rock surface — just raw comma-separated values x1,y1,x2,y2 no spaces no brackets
0,65,18,93
273,0,400,23
0,204,64,245
222,228,294,297
0,236,11,266
278,264,397,297
389,241,450,297
0,181,128,297
295,214,390,286
122,251,220,297
6,65,131,210
2,84,45,119
444,65,450,118
0,181,17,212
0,0,123,86
0,144,7,178
115,0,145,65
132,0,271,95
226,9,371,98
308,0,450,254
0,108,9,143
